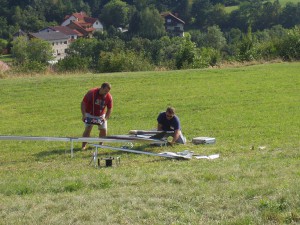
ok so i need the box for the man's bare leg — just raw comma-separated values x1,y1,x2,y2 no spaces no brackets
99,129,107,145
82,126,93,150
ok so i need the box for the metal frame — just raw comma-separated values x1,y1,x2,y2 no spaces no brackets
0,135,167,157
92,144,193,167
0,135,130,157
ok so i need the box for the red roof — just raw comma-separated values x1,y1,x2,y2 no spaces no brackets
62,12,100,36
73,12,87,20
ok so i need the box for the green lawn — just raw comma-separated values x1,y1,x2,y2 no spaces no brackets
0,62,299,224
225,0,300,13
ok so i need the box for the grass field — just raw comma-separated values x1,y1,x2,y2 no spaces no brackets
225,0,300,13
0,62,299,224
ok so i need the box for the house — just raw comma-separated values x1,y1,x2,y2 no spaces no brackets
61,12,103,38
39,26,80,42
29,31,70,60
13,29,28,40
161,12,185,37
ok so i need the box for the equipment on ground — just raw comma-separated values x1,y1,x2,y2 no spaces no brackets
192,137,216,145
1,131,218,162
92,144,193,162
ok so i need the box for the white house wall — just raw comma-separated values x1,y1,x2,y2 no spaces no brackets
50,39,69,60
93,20,104,31
61,15,76,26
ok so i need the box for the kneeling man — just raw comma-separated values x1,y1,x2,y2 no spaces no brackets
157,106,186,145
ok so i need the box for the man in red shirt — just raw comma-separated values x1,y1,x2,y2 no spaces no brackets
81,82,113,150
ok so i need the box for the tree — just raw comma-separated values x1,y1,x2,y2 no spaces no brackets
175,34,197,69
228,0,265,32
0,0,9,18
256,0,281,30
191,0,213,28
0,17,10,39
0,38,8,54
12,36,53,66
67,38,99,68
128,6,166,40
101,0,131,28
11,36,28,65
204,25,226,50
27,38,53,63
280,2,300,28
208,4,229,28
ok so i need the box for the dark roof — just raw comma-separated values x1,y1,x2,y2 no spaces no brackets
30,31,69,41
13,29,27,37
50,26,78,35
161,12,185,24
84,17,98,24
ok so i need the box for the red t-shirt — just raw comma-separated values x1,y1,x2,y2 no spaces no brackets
82,87,113,116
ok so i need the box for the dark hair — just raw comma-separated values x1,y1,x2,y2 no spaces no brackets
101,82,111,90
166,106,175,114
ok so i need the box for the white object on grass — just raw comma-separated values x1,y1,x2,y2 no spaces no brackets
194,154,220,160
192,137,216,145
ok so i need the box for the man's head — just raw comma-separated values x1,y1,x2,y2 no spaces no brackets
99,82,111,95
166,106,175,120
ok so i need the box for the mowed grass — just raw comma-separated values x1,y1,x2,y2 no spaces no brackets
0,62,299,224
225,0,300,13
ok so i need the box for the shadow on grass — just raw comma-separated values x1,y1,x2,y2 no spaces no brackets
34,144,178,163
34,147,82,158
86,144,183,164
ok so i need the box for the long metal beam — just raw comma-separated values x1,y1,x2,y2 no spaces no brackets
0,135,166,157
0,135,70,142
0,135,133,157
93,144,176,158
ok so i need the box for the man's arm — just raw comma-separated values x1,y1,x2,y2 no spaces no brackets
157,123,163,131
105,108,112,120
81,101,86,122
171,129,180,144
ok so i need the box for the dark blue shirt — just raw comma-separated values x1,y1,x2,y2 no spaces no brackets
157,112,181,131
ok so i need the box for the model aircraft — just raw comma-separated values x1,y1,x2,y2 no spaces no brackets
0,131,219,162
0,130,173,157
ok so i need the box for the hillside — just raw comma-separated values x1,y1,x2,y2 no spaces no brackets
1,62,299,224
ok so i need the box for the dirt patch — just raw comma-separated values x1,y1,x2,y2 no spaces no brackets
0,61,10,72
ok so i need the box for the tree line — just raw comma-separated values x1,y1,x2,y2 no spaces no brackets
1,0,300,73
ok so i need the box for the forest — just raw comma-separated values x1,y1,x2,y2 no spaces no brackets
1,0,300,73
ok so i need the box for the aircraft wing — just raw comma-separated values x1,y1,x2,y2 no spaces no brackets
92,144,193,160
103,135,166,144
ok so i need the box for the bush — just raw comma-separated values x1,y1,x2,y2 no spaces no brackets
254,41,279,60
277,26,300,60
96,50,153,73
12,61,47,73
54,56,90,72
192,47,221,68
